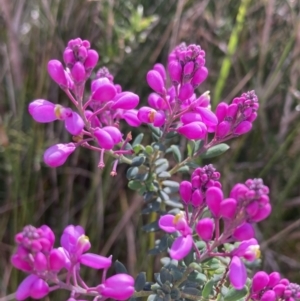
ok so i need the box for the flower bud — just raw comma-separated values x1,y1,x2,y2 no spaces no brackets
148,93,166,110
94,128,115,150
215,102,228,122
111,92,139,110
11,254,32,272
191,189,203,207
261,290,276,301
251,203,272,222
30,278,49,299
79,253,112,269
183,61,194,78
216,121,231,138
44,143,76,167
220,198,237,219
196,218,214,241
33,252,47,272
84,49,99,70
122,110,142,127
28,99,56,123
47,60,68,88
227,104,238,118
181,112,202,124
63,48,75,67
178,83,194,101
98,274,134,300
92,82,117,102
177,121,207,140
168,60,182,85
268,272,281,288
71,62,86,83
153,63,167,83
234,121,252,135
191,67,208,87
78,46,88,62
196,107,218,127
49,249,66,272
102,126,122,144
146,70,165,94
252,271,270,292
64,112,84,135
233,223,255,241
229,256,247,290
273,284,286,297
179,181,192,204
206,187,223,217
16,275,39,301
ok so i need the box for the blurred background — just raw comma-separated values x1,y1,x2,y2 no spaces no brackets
1,0,300,299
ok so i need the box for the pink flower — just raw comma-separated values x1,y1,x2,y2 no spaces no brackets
177,121,207,140
229,256,247,290
97,274,135,300
28,100,84,135
205,187,223,218
179,181,192,204
60,225,112,270
196,218,214,241
252,271,270,293
43,143,76,167
158,213,193,260
147,70,165,94
47,60,68,88
16,275,49,301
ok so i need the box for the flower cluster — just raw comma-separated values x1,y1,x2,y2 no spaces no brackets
15,37,300,301
29,38,140,171
11,225,134,300
250,271,300,301
138,43,218,140
159,164,271,290
215,90,259,139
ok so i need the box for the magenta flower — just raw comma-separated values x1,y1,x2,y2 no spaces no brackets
16,275,49,301
179,181,193,204
177,121,207,140
97,274,135,300
43,143,76,167
196,218,214,241
60,225,112,270
252,271,270,293
229,256,247,289
48,60,68,88
28,100,84,135
205,186,223,218
159,213,193,260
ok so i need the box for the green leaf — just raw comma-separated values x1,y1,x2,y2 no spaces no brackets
158,171,171,178
201,144,230,159
162,180,179,188
160,267,172,284
170,145,182,163
135,272,146,292
145,145,154,154
182,287,201,296
142,201,160,214
114,260,128,274
177,165,190,173
148,124,162,137
202,279,215,298
223,287,248,301
131,156,145,166
128,180,143,190
187,140,195,157
133,144,145,154
126,166,139,179
132,133,144,146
